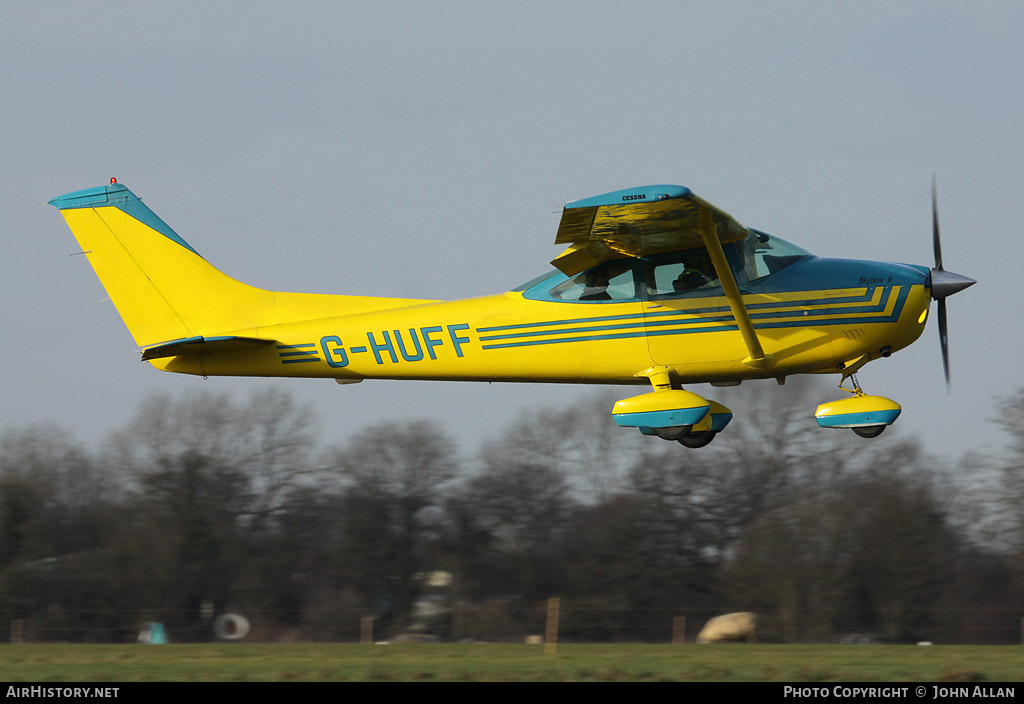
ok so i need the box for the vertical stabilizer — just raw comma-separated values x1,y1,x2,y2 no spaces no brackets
50,183,278,348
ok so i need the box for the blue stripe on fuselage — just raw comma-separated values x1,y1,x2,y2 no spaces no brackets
478,285,911,350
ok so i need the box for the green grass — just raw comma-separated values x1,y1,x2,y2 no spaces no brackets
0,644,1021,682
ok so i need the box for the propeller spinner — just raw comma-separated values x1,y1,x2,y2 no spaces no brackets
929,178,976,386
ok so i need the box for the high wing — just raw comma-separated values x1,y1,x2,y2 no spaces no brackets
552,185,747,275
552,185,767,364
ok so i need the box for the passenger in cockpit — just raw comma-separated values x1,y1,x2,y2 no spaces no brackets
580,268,612,300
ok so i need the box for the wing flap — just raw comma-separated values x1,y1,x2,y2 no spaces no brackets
549,241,621,276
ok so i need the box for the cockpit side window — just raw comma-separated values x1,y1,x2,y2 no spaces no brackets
642,231,813,299
520,232,812,303
548,260,639,302
644,249,722,298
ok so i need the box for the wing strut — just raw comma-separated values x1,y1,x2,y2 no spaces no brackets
697,206,768,366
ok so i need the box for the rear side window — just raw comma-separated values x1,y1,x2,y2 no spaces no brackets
520,261,640,303
550,260,638,302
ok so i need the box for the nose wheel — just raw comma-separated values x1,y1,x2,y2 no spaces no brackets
842,373,886,438
815,373,901,439
851,424,886,438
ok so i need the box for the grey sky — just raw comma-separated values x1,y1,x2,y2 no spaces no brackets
3,1,1017,459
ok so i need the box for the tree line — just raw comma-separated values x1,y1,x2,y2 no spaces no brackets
0,380,1021,643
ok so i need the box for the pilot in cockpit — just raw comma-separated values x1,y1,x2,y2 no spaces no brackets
672,251,716,292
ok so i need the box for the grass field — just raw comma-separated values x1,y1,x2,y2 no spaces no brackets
0,644,1021,682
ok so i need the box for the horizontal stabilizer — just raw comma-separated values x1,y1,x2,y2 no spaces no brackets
141,336,276,361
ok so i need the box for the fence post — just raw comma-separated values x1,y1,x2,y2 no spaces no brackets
361,617,373,645
673,616,686,644
544,597,560,655
10,619,22,645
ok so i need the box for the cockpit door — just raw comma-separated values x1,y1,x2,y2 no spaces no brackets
641,250,746,368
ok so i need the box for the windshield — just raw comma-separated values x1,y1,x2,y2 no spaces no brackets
732,229,812,282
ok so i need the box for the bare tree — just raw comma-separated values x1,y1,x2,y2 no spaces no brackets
100,389,320,636
456,436,573,601
328,419,459,630
0,425,116,562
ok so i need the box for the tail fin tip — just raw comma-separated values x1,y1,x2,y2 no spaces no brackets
49,182,199,256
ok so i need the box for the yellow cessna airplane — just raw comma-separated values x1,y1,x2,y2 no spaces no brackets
50,180,973,447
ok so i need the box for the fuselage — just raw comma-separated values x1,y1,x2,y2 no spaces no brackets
151,251,933,387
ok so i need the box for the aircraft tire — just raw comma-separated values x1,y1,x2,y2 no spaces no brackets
653,425,692,441
678,431,717,448
851,425,886,439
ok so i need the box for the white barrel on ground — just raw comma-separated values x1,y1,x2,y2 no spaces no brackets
213,613,250,640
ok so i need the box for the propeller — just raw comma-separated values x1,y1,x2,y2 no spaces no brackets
928,177,976,387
